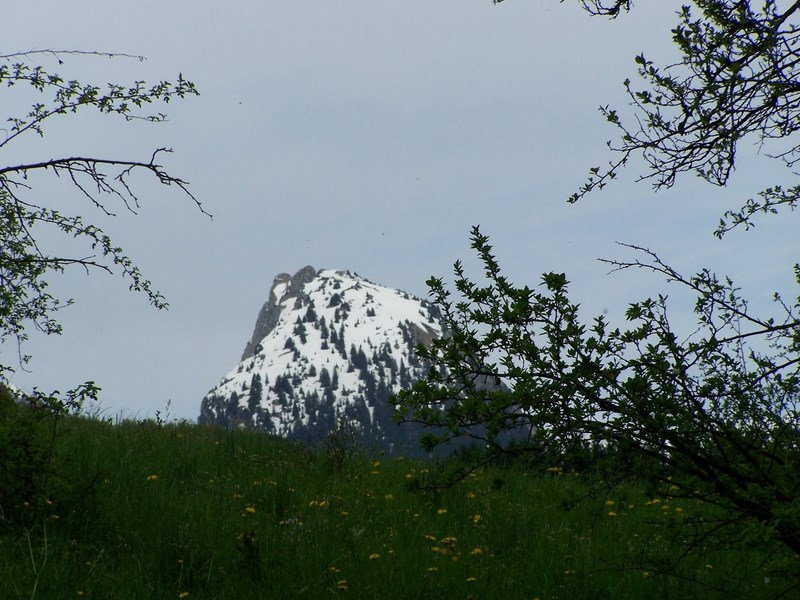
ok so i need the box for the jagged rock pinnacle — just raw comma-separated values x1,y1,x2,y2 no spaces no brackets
241,266,317,361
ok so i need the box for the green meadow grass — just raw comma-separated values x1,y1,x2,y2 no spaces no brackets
0,416,793,599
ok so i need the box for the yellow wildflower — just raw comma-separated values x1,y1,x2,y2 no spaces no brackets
369,553,381,560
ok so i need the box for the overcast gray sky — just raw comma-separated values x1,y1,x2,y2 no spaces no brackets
3,1,797,421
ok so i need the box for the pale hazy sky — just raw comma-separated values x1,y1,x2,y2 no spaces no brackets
3,1,797,420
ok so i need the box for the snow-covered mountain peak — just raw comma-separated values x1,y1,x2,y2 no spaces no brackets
199,267,444,449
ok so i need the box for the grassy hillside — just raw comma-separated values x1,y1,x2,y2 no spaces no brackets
0,412,793,599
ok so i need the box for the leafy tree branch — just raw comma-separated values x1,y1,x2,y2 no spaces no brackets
0,51,202,379
560,0,800,235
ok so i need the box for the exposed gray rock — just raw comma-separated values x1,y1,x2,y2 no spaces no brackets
240,266,317,361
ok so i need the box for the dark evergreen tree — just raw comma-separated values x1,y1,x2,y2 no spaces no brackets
304,304,317,323
319,315,329,339
336,325,347,357
319,367,331,389
293,320,307,344
226,391,241,423
247,374,263,416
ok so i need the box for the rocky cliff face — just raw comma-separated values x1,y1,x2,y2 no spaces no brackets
240,266,318,362
199,267,445,452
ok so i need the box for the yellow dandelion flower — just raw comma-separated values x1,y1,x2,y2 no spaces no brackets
384,494,394,501
466,577,477,582
440,536,457,545
369,553,381,560
471,514,482,523
436,508,447,515
424,534,436,541
146,474,158,481
605,499,615,506
244,505,256,514
426,567,438,573
607,511,618,517
469,547,483,555
178,593,190,599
